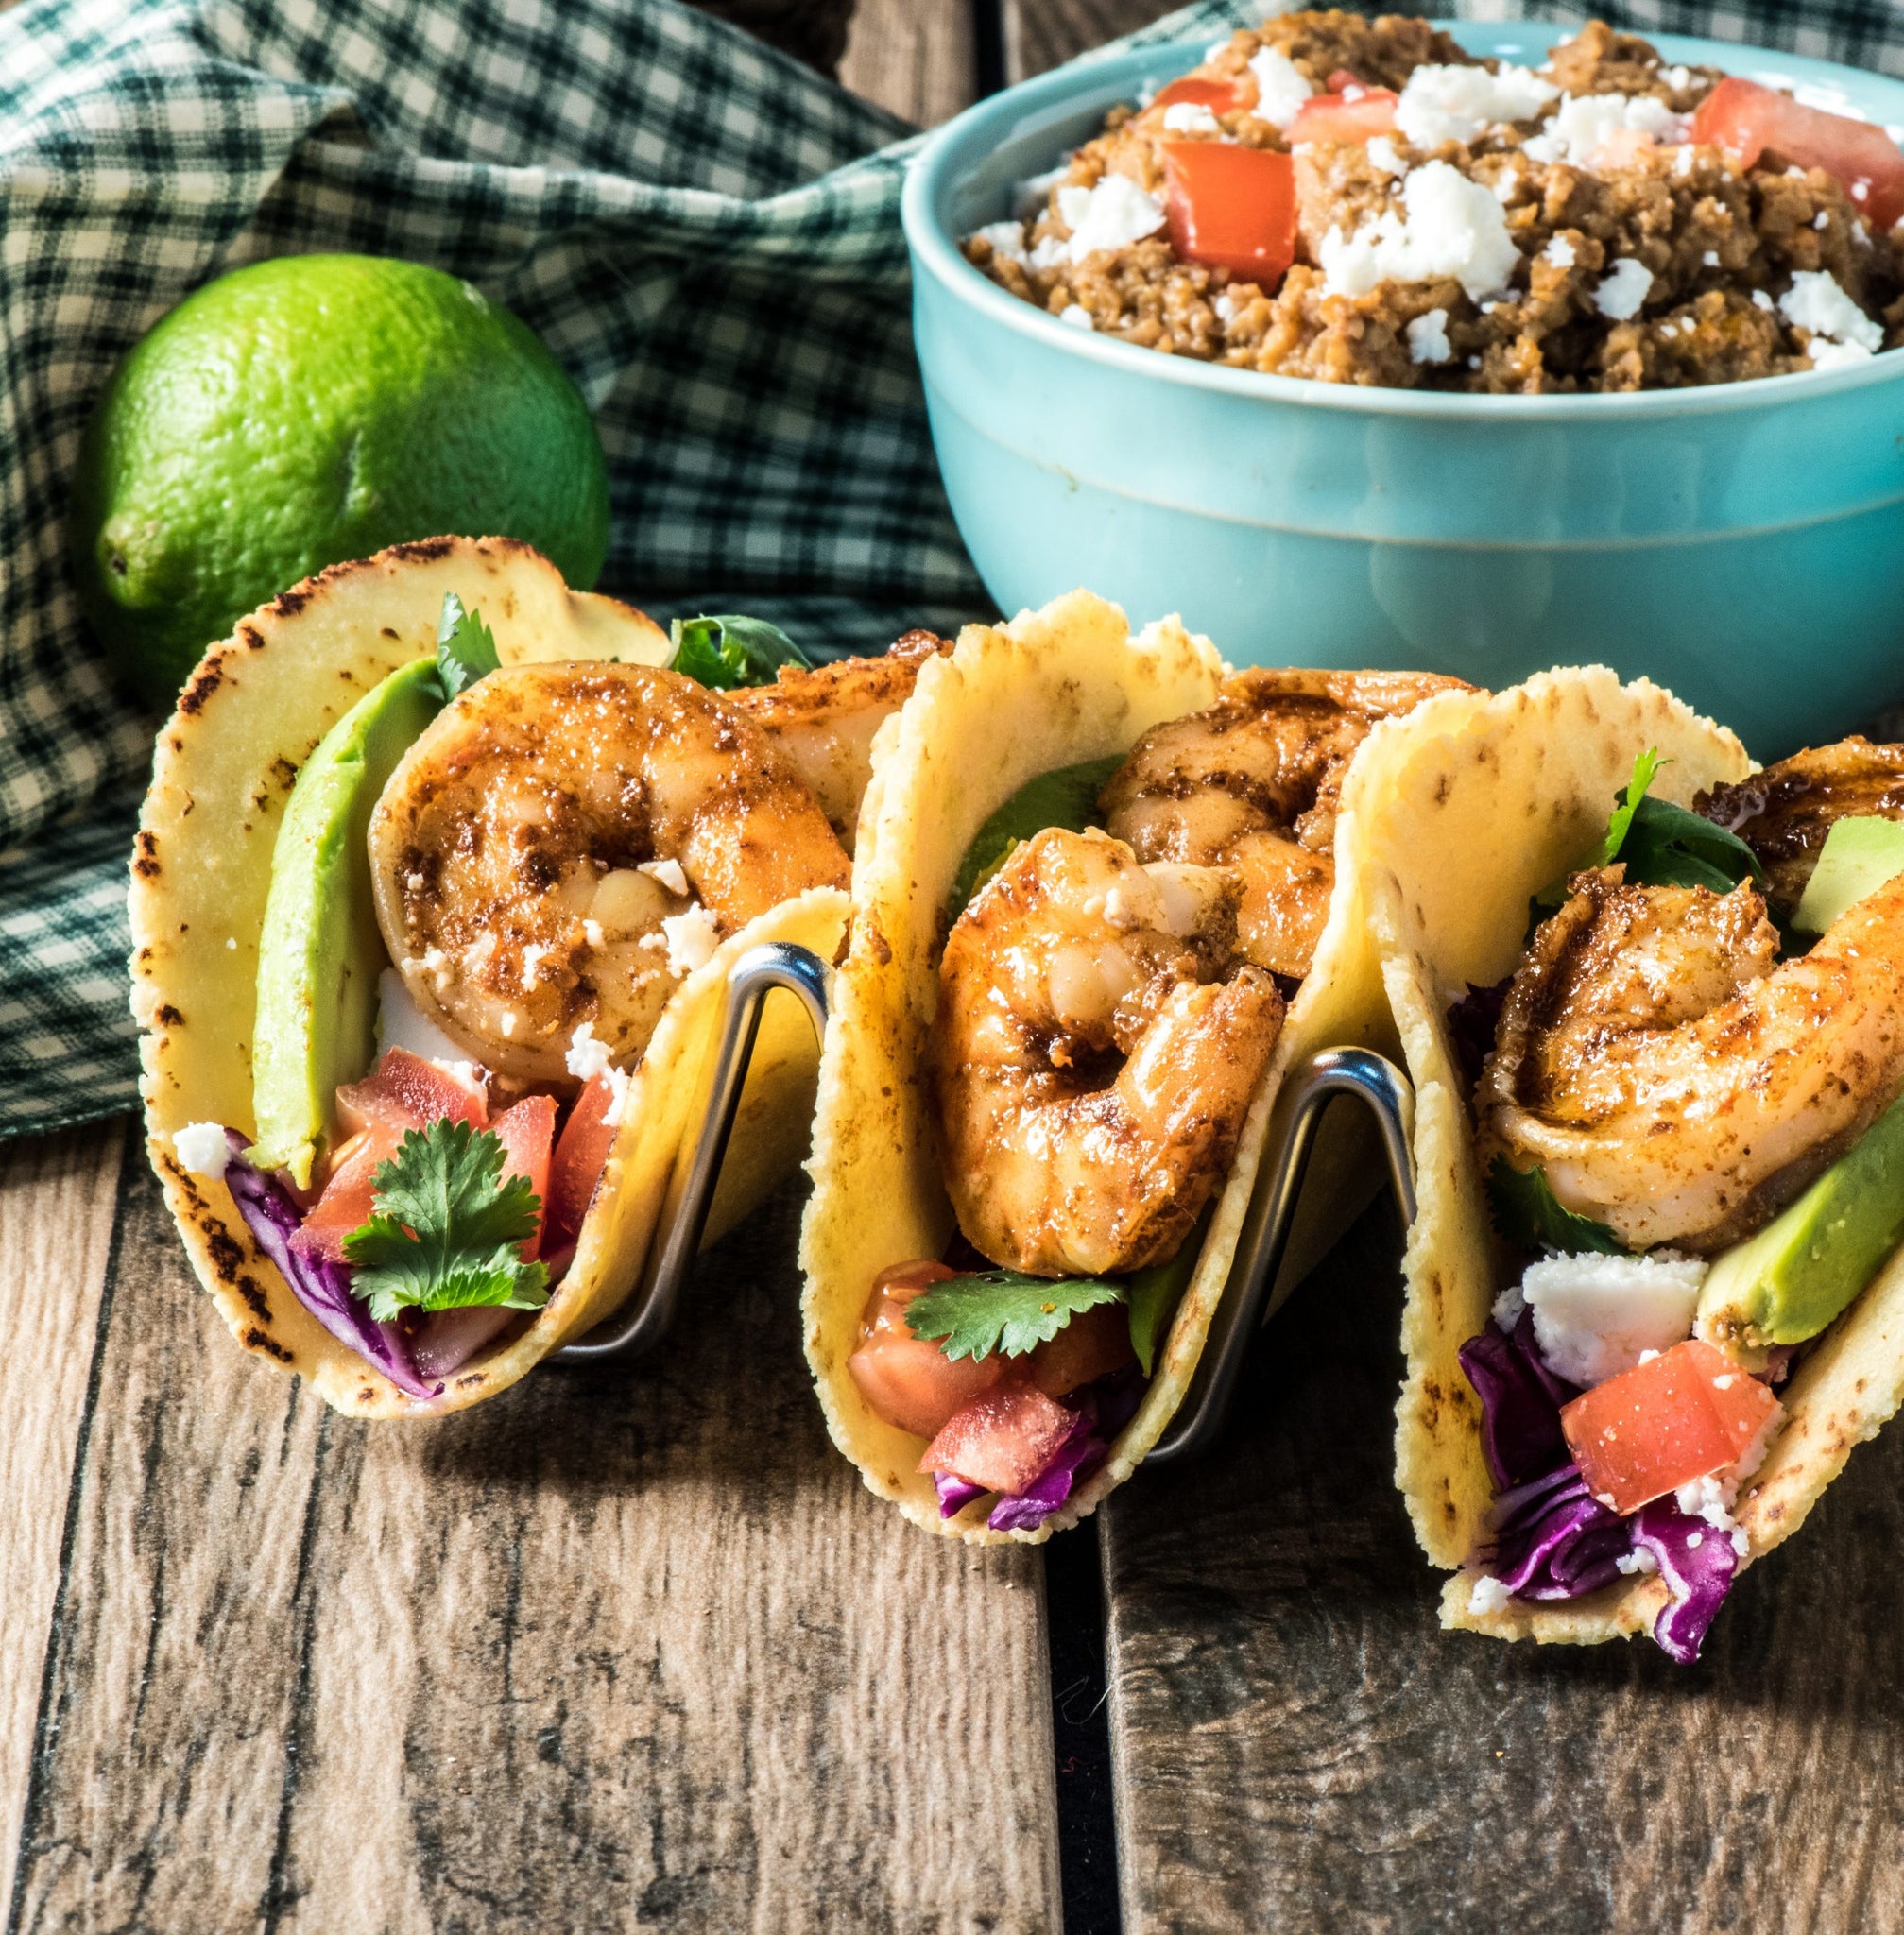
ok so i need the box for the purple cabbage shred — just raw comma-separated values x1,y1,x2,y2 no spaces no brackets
1445,976,1512,1092
935,1472,986,1518
987,1410,1103,1533
1458,1310,1579,1490
1633,1498,1738,1666
220,1132,440,1401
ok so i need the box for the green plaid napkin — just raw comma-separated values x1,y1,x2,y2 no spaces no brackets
5,0,1898,1139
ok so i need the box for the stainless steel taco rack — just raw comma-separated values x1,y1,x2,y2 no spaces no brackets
557,941,830,1362
557,945,1419,1472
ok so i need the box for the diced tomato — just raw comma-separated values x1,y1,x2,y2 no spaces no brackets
1163,142,1297,285
1152,75,1244,116
1026,1301,1136,1400
919,1384,1078,1496
1324,68,1364,94
545,1070,623,1248
490,1093,556,1257
1561,1339,1782,1516
1691,77,1904,231
291,1122,407,1262
336,1047,486,1139
848,1260,1006,1439
1285,84,1399,146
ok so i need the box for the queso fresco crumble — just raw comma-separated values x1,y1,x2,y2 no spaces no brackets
963,13,1904,391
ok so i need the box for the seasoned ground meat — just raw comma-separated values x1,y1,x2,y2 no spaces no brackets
963,13,1904,393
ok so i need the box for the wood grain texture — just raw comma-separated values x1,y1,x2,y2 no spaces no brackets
10,1156,1061,1933
838,0,977,128
0,1120,125,1924
1101,1200,1904,1935
1002,0,1185,82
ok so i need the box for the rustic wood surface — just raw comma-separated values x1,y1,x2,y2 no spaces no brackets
1101,1199,1904,1935
5,1150,1060,1932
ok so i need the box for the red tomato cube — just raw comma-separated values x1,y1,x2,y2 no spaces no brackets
848,1260,1006,1439
1163,142,1297,286
920,1384,1077,1496
545,1070,623,1248
490,1093,557,1256
1692,77,1904,231
291,1122,408,1262
1561,1339,1782,1516
1151,75,1244,116
336,1046,487,1139
1285,85,1400,146
1026,1300,1135,1400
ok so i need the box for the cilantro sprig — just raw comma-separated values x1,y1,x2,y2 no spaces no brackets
1484,1156,1627,1257
668,613,812,690
342,1119,549,1324
904,1271,1124,1362
433,591,503,702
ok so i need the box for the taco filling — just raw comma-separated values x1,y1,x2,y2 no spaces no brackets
1452,737,1904,1659
846,669,1462,1530
164,590,942,1403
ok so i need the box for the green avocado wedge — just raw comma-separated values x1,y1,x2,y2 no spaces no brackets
1791,813,1904,936
947,755,1124,918
247,656,443,1187
1699,1087,1904,1361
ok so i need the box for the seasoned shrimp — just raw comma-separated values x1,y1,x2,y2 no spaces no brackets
369,662,848,1083
1100,668,1467,982
728,630,952,849
925,828,1284,1277
1479,865,1904,1253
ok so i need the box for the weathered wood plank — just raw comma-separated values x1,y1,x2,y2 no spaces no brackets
1002,0,1185,84
1101,1200,1904,1934
839,0,978,128
0,1120,125,1922
10,1156,1060,1933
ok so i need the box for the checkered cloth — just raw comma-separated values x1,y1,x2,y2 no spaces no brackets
4,0,1900,1138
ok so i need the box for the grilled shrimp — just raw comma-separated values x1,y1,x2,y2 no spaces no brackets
1101,668,1467,982
369,662,849,1083
1699,738,1904,921
728,630,952,849
1478,865,1904,1253
925,828,1284,1277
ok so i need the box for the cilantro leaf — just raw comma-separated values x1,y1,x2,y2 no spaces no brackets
435,591,502,701
904,1271,1124,1361
341,1119,549,1324
1485,1155,1627,1257
668,613,811,690
948,756,1124,918
1596,746,1663,868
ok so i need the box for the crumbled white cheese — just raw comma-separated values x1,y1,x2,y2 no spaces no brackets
1809,338,1876,370
1246,46,1313,128
582,918,605,949
521,941,550,988
1542,233,1577,269
1407,307,1452,364
1365,134,1407,177
1703,248,1721,266
1593,257,1654,320
1057,176,1166,262
1780,269,1883,351
1521,92,1690,167
662,904,721,976
174,1121,232,1179
1468,1573,1513,1616
1675,143,1696,177
1395,62,1556,146
1752,288,1775,312
1814,210,1830,231
1616,1546,1661,1576
599,1063,633,1129
565,1020,613,1083
638,856,690,898
1213,289,1238,324
1102,884,1137,929
376,966,467,1065
1660,63,1693,90
1027,233,1071,272
499,1010,518,1038
1162,100,1222,136
1517,1249,1706,1388
971,219,1029,265
1319,159,1519,301
1058,302,1095,330
225,935,237,950
1011,162,1069,221
1674,1472,1750,1556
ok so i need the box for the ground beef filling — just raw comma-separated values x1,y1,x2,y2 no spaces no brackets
965,13,1904,393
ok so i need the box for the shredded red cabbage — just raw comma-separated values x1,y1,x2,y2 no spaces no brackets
221,1133,439,1400
1634,1498,1738,1665
935,1473,986,1517
1446,976,1512,1092
1490,1464,1629,1601
987,1411,1103,1533
1458,1310,1578,1489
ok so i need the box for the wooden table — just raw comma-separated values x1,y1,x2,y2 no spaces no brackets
11,8,1904,1930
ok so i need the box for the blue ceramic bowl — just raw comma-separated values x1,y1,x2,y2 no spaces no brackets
903,25,1904,756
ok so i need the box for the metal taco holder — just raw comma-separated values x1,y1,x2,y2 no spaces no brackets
557,946,1419,1469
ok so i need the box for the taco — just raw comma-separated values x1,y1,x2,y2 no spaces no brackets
799,589,1469,1540
1364,668,1904,1660
131,537,947,1417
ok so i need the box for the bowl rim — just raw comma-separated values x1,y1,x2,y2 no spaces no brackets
901,21,1904,422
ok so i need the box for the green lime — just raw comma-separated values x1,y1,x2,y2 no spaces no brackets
71,254,610,707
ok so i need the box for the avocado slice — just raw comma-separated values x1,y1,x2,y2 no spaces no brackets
1791,813,1904,936
1698,1087,1904,1361
947,755,1124,918
248,657,443,1187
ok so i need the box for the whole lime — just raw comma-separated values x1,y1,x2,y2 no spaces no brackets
71,254,611,706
